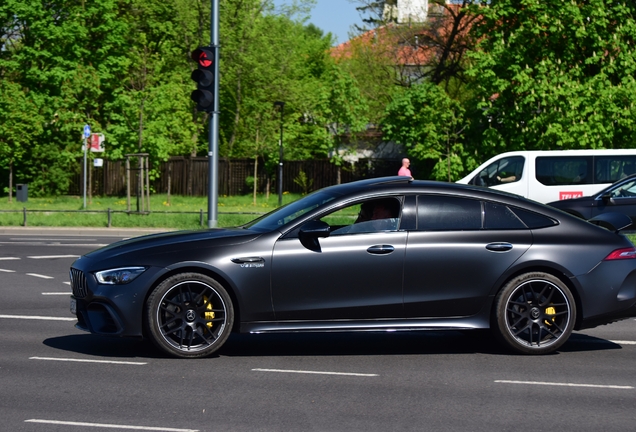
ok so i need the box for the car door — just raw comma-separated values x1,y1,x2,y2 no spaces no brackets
403,196,532,318
270,198,406,321
592,178,636,226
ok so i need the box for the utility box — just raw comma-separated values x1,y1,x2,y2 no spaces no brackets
16,184,28,202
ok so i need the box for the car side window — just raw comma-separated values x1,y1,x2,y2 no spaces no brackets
483,202,527,229
417,196,481,231
326,197,402,235
610,179,636,199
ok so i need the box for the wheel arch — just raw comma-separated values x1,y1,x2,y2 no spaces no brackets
490,264,584,330
141,265,243,338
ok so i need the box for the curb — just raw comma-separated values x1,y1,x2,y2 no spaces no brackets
0,226,174,237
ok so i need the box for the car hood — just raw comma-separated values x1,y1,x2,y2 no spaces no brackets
83,228,264,262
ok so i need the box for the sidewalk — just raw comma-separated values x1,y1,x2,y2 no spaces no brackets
0,226,174,237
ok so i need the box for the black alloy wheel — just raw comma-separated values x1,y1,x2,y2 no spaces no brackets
146,273,234,358
494,272,576,355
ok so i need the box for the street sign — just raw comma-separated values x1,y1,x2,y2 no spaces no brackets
83,124,91,138
90,133,105,152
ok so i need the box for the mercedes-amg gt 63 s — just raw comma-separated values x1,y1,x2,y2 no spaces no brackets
69,177,636,358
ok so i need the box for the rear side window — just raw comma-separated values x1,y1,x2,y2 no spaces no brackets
417,196,546,231
417,196,481,230
510,207,557,229
484,202,526,229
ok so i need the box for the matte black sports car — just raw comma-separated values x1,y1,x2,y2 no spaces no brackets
548,173,636,227
69,177,636,358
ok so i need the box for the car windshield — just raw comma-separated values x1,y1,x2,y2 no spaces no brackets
243,191,338,232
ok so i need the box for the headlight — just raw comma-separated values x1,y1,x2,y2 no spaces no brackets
95,267,146,285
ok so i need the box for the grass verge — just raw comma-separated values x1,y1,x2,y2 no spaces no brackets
0,193,301,229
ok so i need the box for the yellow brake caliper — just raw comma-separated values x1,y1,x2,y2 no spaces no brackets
204,296,215,328
544,306,556,326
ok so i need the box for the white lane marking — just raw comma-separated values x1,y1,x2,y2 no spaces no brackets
252,368,378,377
24,419,196,431
26,273,54,279
0,314,75,321
29,357,147,366
28,255,80,259
495,380,633,389
610,340,636,345
0,242,107,247
63,281,71,285
0,257,20,260
0,269,16,272
42,292,72,296
11,238,98,241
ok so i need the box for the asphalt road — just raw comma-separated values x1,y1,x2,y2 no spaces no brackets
0,228,635,432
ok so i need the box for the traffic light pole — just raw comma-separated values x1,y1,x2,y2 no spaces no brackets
208,0,220,228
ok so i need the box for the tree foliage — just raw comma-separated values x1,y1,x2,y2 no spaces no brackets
382,82,467,181
466,0,636,160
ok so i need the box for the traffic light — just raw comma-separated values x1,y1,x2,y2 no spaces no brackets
190,47,215,112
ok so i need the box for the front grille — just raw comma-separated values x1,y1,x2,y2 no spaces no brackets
70,268,88,298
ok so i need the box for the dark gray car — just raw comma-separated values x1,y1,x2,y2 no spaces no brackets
547,173,636,227
69,176,636,358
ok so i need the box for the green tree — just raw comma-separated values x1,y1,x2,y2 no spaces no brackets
466,0,636,161
382,82,467,181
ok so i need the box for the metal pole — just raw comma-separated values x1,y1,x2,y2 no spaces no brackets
83,137,87,209
208,0,220,228
274,101,284,206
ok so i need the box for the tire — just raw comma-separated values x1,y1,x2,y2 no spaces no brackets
146,272,234,358
493,272,576,355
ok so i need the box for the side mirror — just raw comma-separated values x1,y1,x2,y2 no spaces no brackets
601,192,613,203
298,220,330,252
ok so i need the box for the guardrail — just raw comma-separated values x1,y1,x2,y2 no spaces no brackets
0,208,265,228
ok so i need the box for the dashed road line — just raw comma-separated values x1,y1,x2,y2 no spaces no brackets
29,357,147,366
0,269,16,273
0,314,75,321
42,292,72,296
253,368,378,377
495,380,633,389
27,255,80,259
26,273,54,279
24,419,195,431
0,257,20,260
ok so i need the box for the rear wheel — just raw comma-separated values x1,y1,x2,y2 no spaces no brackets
146,272,234,358
494,272,575,355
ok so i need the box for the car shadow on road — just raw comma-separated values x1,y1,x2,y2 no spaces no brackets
42,331,622,359
218,331,622,357
42,334,165,359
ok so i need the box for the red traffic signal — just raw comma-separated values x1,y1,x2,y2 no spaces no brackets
191,48,213,68
190,47,215,112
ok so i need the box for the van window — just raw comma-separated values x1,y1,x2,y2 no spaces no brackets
595,156,636,183
535,156,592,186
470,156,524,187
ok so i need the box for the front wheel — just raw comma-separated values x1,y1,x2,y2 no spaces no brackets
494,272,576,355
146,273,234,358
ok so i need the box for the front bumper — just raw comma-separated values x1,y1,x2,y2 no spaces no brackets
70,263,163,337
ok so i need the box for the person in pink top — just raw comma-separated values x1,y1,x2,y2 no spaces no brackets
398,158,412,177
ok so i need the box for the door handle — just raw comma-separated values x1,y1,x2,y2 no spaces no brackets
367,245,395,255
486,242,513,252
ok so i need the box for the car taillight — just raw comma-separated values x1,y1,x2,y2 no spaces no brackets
604,247,636,260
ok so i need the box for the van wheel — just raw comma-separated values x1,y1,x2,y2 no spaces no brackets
493,272,575,355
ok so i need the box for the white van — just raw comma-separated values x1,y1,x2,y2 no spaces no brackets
456,149,636,203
